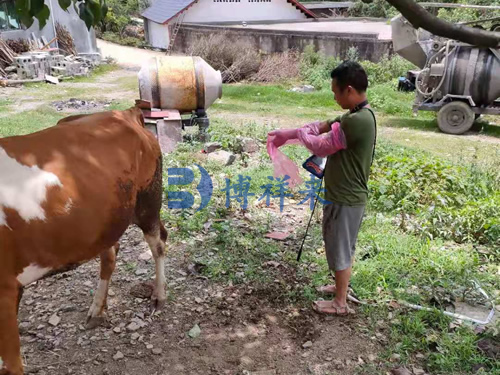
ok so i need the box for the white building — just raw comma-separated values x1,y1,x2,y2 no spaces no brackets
142,0,315,49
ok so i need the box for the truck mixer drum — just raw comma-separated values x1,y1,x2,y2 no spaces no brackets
137,56,222,152
391,14,500,135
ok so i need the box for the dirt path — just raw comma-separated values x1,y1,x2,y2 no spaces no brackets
97,39,166,70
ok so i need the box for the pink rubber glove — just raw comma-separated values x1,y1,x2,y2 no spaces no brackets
297,121,347,157
267,128,298,148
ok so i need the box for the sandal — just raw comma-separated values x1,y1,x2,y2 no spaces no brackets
312,300,355,316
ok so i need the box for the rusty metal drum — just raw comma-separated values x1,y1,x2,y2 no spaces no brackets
138,56,222,112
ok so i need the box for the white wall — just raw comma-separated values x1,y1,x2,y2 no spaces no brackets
182,0,307,23
1,0,96,53
148,21,169,49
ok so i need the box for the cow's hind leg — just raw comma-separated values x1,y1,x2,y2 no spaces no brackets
134,160,168,311
86,244,118,329
0,279,23,375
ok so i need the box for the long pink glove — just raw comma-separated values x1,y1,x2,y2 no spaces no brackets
267,128,303,188
297,121,347,158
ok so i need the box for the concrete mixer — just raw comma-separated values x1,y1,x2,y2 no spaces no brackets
136,56,222,153
391,14,500,134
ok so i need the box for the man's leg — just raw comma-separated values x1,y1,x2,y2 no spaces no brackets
333,266,351,308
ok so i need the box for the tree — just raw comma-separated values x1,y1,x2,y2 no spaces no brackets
13,0,500,47
14,0,107,29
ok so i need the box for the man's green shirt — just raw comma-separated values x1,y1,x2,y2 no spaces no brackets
324,108,376,206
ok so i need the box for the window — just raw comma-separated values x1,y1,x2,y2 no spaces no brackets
0,1,21,31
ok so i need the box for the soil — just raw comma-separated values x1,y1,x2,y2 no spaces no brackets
18,226,381,375
51,98,114,112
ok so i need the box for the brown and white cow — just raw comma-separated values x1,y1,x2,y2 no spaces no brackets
0,107,168,375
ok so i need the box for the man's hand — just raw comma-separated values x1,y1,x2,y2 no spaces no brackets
267,128,298,148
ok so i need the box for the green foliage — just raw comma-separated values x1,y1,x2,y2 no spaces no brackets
101,31,145,48
348,0,389,18
299,46,416,89
14,0,108,29
437,0,500,25
369,141,500,245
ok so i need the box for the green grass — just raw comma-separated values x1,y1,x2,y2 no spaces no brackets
0,106,65,137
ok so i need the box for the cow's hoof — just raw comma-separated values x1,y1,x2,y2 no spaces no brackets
86,315,105,330
150,297,166,313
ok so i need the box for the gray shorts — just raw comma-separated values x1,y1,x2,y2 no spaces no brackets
322,203,365,271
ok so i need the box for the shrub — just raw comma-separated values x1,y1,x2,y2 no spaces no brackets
251,50,300,83
187,32,261,83
369,142,500,245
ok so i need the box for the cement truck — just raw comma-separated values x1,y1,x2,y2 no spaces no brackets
391,14,500,134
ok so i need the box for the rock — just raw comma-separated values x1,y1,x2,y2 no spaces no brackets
415,353,425,359
203,142,222,154
113,351,124,360
195,297,203,304
302,341,313,349
240,138,260,154
135,269,148,276
146,344,154,349
249,371,276,375
131,333,140,341
113,327,121,334
289,85,315,93
126,322,141,332
84,281,93,288
188,324,201,338
390,367,411,375
48,314,61,327
139,251,152,261
152,348,163,355
207,150,235,166
108,290,115,297
368,354,377,362
390,353,401,362
413,368,425,375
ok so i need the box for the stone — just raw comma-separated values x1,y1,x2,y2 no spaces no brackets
188,324,201,338
302,341,313,349
139,251,153,261
391,353,401,361
146,344,154,349
289,85,315,93
413,368,425,375
207,150,235,166
113,351,124,360
240,138,260,153
113,327,121,334
203,142,222,154
135,269,148,276
131,333,140,341
48,314,61,327
126,322,141,332
368,354,377,362
152,348,163,355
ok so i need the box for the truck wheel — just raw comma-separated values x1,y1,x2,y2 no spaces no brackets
437,101,475,135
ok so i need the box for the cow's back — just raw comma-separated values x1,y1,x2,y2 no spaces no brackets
0,107,161,277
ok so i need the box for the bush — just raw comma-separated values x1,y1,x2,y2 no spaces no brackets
101,32,146,48
187,32,261,83
251,50,300,83
299,46,415,88
369,142,500,245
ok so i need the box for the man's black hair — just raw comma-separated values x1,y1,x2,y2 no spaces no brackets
330,61,368,93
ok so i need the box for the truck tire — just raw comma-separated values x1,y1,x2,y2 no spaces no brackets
437,101,475,135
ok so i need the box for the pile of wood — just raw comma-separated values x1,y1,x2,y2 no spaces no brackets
5,39,31,54
0,38,16,78
56,22,77,56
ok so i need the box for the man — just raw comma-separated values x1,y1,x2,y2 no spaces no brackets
269,61,376,315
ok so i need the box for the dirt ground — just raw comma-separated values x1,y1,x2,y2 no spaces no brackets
18,226,381,375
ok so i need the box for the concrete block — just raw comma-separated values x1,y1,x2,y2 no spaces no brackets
50,66,67,76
